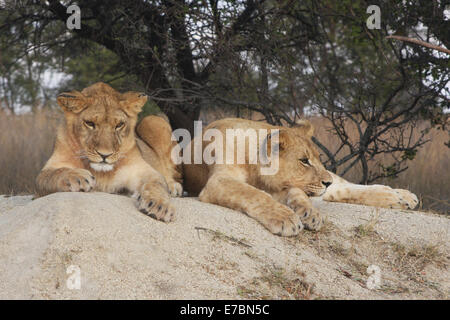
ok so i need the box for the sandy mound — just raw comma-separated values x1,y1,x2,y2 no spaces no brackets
0,192,448,299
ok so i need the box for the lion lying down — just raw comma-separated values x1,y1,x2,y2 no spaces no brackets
180,118,418,236
36,82,418,237
36,82,182,222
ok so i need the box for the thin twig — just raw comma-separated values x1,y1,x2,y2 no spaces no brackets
386,35,450,54
194,226,252,248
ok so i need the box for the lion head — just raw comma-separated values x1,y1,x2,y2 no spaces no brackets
262,121,333,196
56,82,147,172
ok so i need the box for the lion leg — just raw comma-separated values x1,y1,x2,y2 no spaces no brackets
272,188,323,231
116,159,175,222
36,167,96,197
322,171,418,209
136,115,183,197
198,170,303,236
136,176,175,222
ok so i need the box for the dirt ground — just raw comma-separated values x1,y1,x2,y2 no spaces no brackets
0,192,448,299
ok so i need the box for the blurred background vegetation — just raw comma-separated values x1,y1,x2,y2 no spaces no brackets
0,0,448,213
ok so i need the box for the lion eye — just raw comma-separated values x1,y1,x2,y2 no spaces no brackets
84,121,95,129
115,122,125,130
299,158,310,165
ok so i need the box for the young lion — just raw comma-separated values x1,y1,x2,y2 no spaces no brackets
36,82,181,222
174,118,418,237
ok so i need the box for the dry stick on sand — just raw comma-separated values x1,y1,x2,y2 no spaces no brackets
194,226,252,248
386,35,450,54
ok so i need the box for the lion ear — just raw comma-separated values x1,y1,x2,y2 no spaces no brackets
294,119,314,137
265,129,290,155
277,129,291,150
56,91,88,113
120,92,148,116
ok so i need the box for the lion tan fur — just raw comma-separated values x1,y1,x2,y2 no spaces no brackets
175,118,418,237
37,85,418,234
36,82,181,222
181,118,332,236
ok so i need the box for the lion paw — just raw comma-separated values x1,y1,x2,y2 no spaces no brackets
302,208,323,231
286,190,323,231
260,205,304,237
167,180,183,197
293,206,323,231
369,186,418,210
394,189,419,209
136,194,175,222
59,168,96,192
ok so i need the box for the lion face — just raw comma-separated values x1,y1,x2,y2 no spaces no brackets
263,122,333,196
56,83,147,172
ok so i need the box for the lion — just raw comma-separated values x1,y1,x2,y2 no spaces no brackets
36,82,182,222
170,118,419,237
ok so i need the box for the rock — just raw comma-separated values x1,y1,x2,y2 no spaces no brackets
0,192,448,299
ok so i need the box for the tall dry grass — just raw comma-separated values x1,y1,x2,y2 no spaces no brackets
0,110,61,195
0,110,448,213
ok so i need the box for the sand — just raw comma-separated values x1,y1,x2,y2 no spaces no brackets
0,192,448,299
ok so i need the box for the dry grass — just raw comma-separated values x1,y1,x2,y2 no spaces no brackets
0,110,448,213
195,227,252,248
0,109,61,195
389,242,448,273
284,212,448,298
354,209,380,238
237,266,317,300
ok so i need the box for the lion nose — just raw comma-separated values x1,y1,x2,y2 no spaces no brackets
322,181,332,188
96,151,113,161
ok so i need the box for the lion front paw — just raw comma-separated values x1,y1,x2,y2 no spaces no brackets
259,205,304,237
59,168,96,192
294,206,323,231
286,189,323,231
136,193,175,222
368,186,418,210
394,189,419,209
